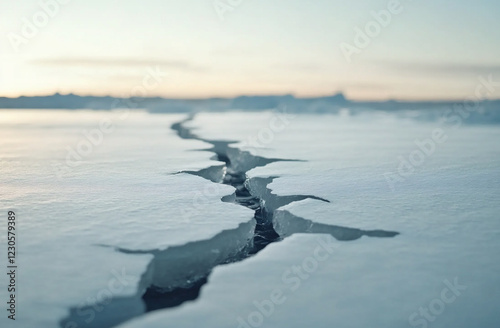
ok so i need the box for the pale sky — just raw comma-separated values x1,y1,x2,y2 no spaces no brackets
1,0,500,100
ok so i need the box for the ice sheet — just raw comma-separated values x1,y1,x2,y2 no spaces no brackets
134,110,500,328
0,110,254,328
116,233,500,328
1,109,499,328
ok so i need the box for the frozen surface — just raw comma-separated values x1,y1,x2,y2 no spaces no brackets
187,112,500,231
116,110,500,328
1,109,499,328
0,110,254,328
117,233,500,328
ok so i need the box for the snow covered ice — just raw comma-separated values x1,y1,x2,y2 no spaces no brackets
0,110,254,327
0,108,499,328
117,111,500,328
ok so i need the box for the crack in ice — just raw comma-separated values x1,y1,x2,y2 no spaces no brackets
60,115,399,328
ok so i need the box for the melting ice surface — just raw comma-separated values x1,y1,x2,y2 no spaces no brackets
0,109,499,328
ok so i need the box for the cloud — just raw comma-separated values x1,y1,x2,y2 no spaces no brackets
271,63,326,72
30,57,205,72
372,60,500,76
339,82,392,91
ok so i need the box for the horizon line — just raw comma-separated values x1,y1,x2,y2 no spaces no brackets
1,92,499,104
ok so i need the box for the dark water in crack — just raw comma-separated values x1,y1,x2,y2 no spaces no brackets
140,150,281,312
216,153,281,254
142,277,208,312
140,117,399,313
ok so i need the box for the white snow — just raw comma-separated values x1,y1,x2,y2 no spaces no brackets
116,233,500,328
1,109,499,328
0,110,254,328
121,110,500,328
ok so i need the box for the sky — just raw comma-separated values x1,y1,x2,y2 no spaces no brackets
1,0,500,100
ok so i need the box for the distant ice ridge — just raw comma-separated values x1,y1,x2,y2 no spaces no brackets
2,92,500,124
